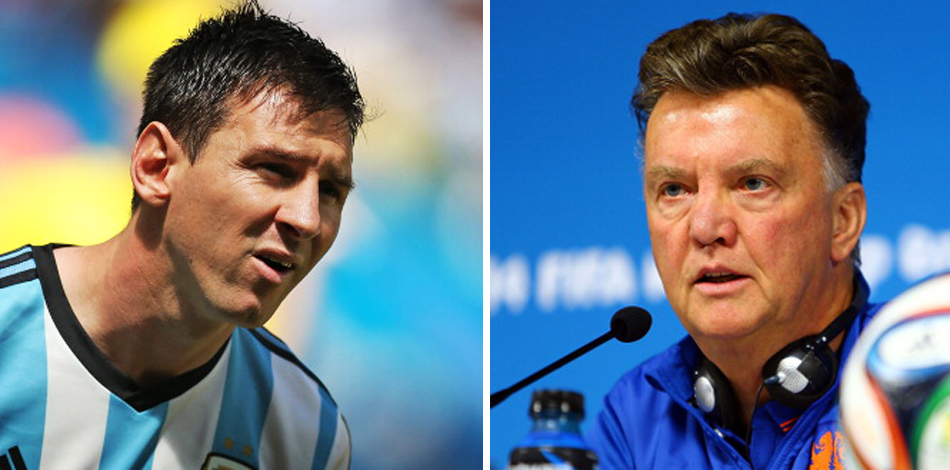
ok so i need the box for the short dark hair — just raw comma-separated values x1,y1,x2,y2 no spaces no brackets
132,0,364,210
633,13,869,187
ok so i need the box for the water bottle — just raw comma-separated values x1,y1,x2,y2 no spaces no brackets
507,389,599,470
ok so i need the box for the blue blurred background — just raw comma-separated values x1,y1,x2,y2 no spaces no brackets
490,1,950,468
0,1,482,469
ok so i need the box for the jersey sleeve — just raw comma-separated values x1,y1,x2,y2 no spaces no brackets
318,413,351,470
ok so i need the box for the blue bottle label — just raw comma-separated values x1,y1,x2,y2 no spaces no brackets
508,445,599,470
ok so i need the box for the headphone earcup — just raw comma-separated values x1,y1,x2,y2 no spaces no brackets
762,335,838,409
693,357,740,429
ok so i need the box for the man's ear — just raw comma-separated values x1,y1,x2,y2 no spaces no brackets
830,182,867,263
130,122,188,208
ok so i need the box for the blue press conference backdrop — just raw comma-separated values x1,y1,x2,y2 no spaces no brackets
0,1,481,469
490,1,950,467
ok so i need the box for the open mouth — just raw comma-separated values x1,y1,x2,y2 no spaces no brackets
255,255,294,274
697,272,745,284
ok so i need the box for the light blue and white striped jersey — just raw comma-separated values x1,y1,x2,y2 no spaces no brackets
0,245,350,470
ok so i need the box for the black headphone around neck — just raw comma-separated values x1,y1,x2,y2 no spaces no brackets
691,278,868,430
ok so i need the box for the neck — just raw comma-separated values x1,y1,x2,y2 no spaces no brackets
696,267,856,429
55,220,233,387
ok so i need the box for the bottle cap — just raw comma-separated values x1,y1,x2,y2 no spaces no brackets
529,389,585,418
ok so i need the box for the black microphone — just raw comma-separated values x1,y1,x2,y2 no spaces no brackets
490,306,652,409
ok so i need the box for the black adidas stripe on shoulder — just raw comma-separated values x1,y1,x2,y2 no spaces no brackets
0,270,37,289
0,246,37,289
247,328,339,406
0,250,31,270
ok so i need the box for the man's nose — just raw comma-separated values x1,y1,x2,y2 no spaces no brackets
275,180,321,240
688,189,737,248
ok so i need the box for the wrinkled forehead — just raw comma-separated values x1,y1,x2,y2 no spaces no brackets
644,86,825,139
642,87,829,179
224,87,355,147
645,87,821,146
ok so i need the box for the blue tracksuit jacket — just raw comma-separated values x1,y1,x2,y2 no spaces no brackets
587,275,880,469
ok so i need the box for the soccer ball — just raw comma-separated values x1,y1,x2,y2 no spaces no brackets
840,272,950,470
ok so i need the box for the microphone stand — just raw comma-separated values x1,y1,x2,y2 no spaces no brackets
490,331,614,408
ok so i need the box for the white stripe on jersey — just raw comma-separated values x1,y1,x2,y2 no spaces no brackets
259,354,321,468
39,305,111,470
150,341,232,469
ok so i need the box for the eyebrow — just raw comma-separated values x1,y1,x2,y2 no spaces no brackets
645,158,787,182
725,158,787,179
252,147,356,191
327,165,356,191
645,165,688,183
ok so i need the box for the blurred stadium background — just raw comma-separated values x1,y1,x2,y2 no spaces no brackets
0,0,482,469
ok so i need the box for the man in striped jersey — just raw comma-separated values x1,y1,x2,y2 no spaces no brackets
0,1,363,469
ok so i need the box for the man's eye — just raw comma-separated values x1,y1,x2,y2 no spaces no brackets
742,177,768,191
320,182,342,201
661,183,685,197
259,163,293,178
